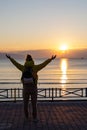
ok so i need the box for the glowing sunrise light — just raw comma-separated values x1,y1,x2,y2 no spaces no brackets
59,44,68,51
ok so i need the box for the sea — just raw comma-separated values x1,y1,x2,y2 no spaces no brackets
0,58,87,89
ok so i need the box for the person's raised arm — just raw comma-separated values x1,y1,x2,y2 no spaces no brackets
35,55,56,71
6,54,24,71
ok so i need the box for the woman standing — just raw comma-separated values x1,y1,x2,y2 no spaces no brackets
6,54,56,122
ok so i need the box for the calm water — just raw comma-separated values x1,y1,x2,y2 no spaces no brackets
0,58,87,89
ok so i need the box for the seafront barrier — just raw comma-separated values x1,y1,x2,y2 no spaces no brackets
0,81,87,130
0,82,87,101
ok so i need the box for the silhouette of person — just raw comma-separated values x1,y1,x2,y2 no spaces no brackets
6,54,56,122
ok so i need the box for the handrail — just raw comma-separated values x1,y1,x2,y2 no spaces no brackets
0,78,87,101
0,82,87,84
0,78,87,84
0,88,87,102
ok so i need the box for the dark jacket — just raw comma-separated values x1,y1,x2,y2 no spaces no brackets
8,57,53,84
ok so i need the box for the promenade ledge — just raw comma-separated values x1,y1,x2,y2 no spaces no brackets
0,101,87,130
0,81,87,129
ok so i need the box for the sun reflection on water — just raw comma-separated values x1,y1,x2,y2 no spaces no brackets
60,59,68,94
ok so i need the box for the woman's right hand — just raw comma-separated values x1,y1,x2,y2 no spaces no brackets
6,54,11,59
51,55,56,60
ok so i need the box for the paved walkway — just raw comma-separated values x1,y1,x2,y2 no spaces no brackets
0,101,87,130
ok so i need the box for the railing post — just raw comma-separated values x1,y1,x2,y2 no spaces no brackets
55,88,57,97
45,89,46,97
14,88,16,102
81,88,83,97
59,88,62,97
86,88,87,97
52,88,54,101
49,88,50,98
7,89,8,98
18,88,20,98
11,88,12,98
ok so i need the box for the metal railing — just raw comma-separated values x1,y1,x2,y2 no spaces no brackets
0,87,87,102
0,78,87,101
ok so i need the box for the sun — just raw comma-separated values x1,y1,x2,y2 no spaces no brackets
59,44,68,51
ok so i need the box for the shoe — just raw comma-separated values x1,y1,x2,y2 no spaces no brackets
33,118,39,123
24,117,28,122
24,116,31,122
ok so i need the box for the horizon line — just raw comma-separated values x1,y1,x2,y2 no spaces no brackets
1,48,87,53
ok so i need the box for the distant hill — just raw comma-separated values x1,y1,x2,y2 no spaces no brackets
0,49,87,59
0,49,56,59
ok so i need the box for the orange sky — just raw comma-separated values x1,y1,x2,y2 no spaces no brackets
0,0,87,52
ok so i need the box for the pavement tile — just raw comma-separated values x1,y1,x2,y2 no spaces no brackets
0,101,87,130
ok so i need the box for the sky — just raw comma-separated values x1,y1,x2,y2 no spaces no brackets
0,0,87,52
